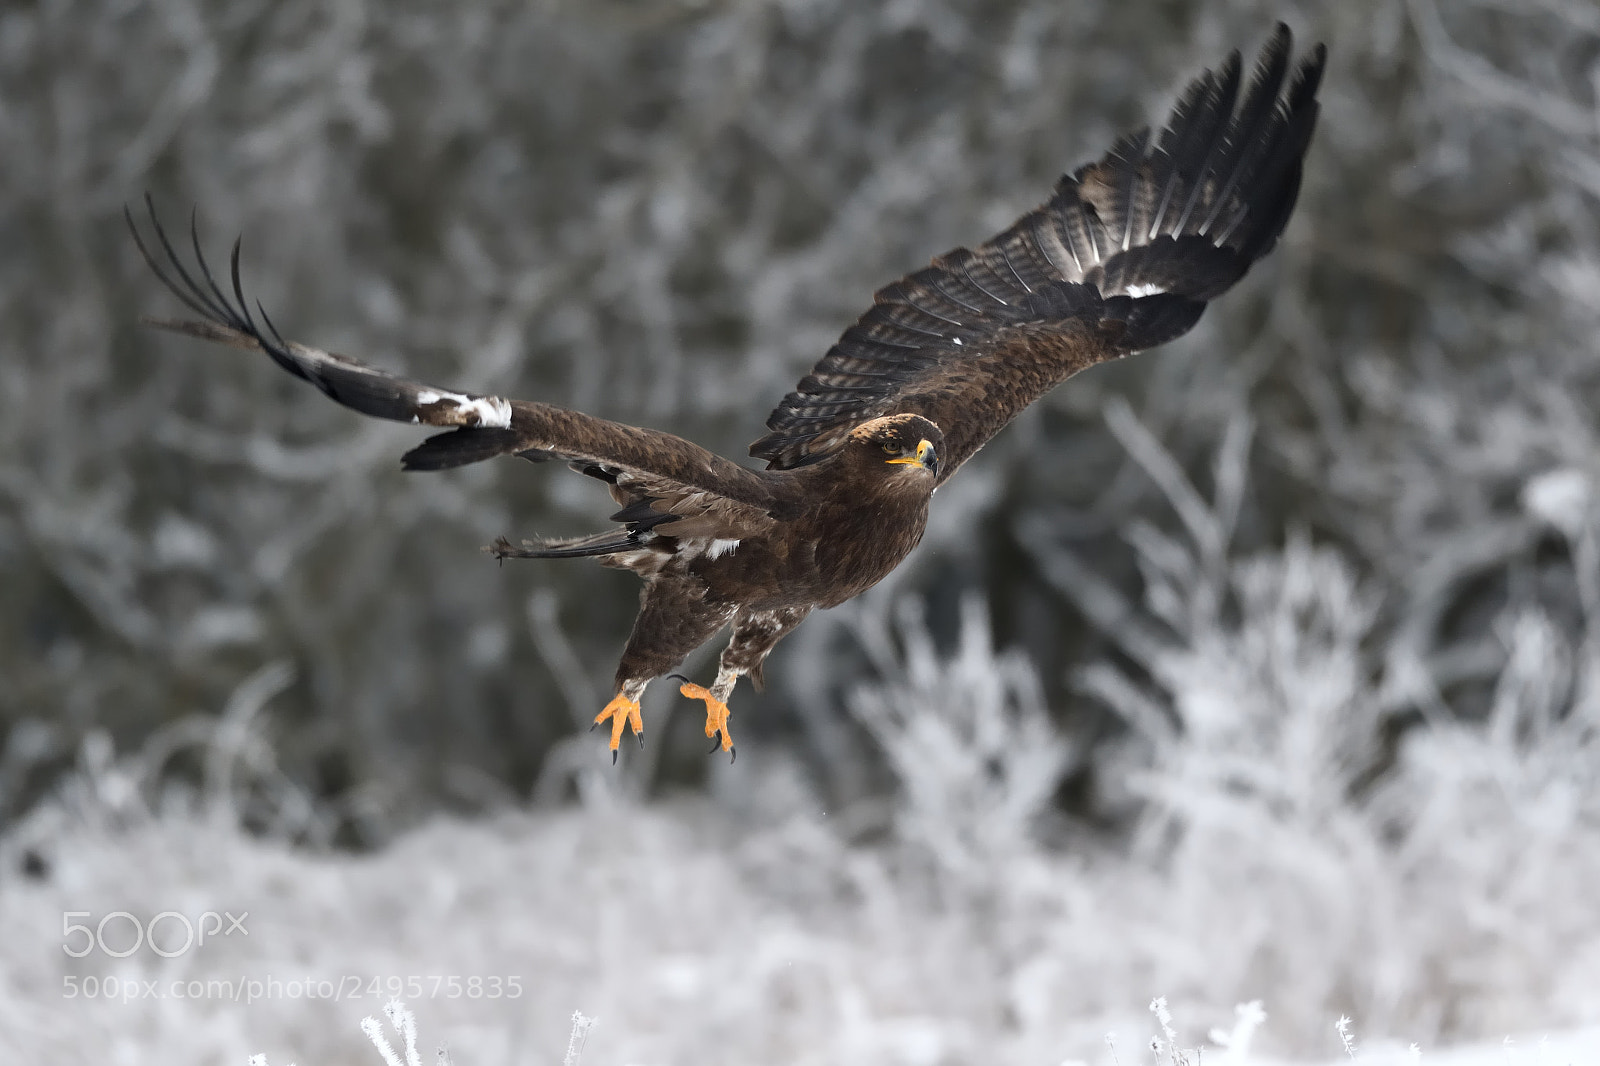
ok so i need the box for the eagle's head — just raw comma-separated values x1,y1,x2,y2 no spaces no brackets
847,414,942,483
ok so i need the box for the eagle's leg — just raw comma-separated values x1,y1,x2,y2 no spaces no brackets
678,606,813,760
592,679,648,763
677,672,738,757
603,578,736,762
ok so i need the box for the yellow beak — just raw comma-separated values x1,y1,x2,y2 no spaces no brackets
886,439,936,471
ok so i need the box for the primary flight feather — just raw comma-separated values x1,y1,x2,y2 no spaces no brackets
130,25,1326,761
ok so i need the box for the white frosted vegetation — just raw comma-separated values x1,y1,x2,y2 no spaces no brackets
252,999,1600,1066
6,526,1600,1063
5,0,1600,1062
5,0,1596,814
1022,405,1600,1048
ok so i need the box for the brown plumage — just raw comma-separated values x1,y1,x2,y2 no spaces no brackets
128,25,1326,760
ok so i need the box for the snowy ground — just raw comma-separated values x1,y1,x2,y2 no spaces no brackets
3,704,1596,1066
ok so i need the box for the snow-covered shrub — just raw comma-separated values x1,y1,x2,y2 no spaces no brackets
847,593,1069,883
7,0,1592,814
1002,402,1600,1047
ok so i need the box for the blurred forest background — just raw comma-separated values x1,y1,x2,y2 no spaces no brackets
3,0,1600,1061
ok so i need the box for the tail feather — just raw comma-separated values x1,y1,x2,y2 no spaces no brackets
489,532,642,560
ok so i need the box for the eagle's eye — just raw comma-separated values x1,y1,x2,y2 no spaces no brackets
881,441,900,456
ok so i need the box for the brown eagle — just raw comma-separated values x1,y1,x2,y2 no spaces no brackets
129,26,1325,761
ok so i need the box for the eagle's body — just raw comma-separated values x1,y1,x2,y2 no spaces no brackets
574,413,942,702
130,26,1326,759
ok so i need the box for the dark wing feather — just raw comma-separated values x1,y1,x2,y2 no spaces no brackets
751,24,1325,480
128,202,781,551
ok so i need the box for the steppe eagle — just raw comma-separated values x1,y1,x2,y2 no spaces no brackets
130,25,1325,761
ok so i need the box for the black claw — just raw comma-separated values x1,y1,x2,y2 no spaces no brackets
589,721,597,733
667,673,692,686
636,731,645,749
729,746,737,764
708,737,722,755
611,748,618,766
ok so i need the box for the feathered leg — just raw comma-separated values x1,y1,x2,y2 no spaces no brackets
678,606,812,760
600,579,735,761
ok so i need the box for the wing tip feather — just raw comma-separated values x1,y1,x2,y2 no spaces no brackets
749,25,1327,470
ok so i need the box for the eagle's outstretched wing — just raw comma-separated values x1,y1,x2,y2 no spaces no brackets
750,24,1325,481
126,202,780,555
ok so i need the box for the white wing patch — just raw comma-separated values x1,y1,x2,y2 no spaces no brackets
708,538,741,559
416,389,513,429
1124,282,1166,298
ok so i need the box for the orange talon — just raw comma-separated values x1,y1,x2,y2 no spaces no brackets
593,693,643,761
678,682,734,759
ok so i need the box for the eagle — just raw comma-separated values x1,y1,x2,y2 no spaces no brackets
129,26,1325,762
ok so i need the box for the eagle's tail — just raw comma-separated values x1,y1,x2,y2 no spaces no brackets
1044,23,1326,351
488,532,643,560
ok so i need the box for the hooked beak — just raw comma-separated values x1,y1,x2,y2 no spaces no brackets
886,438,938,477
